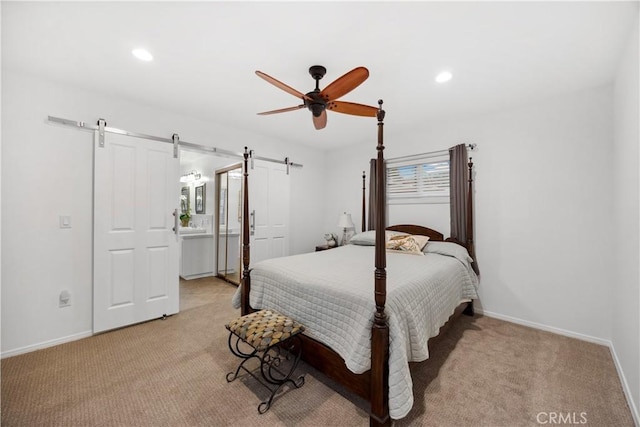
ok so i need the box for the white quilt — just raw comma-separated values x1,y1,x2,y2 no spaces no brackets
231,244,478,419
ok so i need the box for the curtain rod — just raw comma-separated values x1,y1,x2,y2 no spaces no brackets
46,116,303,168
386,143,476,163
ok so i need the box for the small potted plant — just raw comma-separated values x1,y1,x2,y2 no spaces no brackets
180,210,191,227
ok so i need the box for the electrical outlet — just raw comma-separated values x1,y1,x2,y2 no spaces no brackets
59,290,71,307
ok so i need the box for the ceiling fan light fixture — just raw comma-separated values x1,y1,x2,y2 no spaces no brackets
311,103,325,117
132,48,153,62
435,71,453,83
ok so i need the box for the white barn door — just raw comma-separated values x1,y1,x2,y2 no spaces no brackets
93,132,179,333
249,160,290,264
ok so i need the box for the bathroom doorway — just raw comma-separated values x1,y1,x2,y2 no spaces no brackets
216,164,243,285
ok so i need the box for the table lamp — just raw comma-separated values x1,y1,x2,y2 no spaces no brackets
337,212,354,246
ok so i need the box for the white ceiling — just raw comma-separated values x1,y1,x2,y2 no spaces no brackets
3,1,638,149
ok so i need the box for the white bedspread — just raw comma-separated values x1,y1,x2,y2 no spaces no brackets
231,244,478,419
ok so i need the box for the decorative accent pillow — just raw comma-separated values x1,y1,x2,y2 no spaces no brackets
385,235,429,255
349,230,408,246
410,235,430,250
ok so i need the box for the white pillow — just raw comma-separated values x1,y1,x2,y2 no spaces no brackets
349,230,408,246
423,241,473,264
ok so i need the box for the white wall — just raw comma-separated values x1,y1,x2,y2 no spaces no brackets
0,70,326,356
612,16,640,422
325,85,614,342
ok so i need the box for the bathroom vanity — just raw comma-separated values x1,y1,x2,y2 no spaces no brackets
179,227,214,280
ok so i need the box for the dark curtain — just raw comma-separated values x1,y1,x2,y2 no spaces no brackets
368,159,377,230
449,144,479,274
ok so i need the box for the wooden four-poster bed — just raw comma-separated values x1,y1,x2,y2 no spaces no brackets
236,101,477,426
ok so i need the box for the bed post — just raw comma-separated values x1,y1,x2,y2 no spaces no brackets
362,171,366,233
467,158,477,272
241,147,251,316
463,157,476,316
370,100,390,427
466,158,474,256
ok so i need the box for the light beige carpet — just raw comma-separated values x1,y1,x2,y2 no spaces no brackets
1,277,634,426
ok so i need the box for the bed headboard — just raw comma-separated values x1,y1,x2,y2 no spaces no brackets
385,224,444,242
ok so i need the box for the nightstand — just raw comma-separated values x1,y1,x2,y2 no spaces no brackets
315,245,337,252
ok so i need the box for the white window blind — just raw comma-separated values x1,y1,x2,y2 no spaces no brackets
386,155,450,204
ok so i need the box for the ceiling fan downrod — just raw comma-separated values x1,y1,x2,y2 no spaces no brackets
306,65,327,117
308,65,327,88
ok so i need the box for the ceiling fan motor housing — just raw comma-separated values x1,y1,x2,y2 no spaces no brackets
304,91,326,117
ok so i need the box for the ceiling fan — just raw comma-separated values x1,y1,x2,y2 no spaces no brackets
255,65,378,130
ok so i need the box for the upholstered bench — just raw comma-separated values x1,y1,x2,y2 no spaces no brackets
225,309,306,413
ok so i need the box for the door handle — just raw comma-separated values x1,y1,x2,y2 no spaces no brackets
250,210,255,236
172,209,179,235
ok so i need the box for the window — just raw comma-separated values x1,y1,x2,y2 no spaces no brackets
386,156,450,204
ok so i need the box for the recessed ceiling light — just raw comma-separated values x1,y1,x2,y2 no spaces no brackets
435,71,452,83
132,48,153,62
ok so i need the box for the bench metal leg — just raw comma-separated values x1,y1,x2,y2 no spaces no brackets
226,333,305,414
226,332,260,383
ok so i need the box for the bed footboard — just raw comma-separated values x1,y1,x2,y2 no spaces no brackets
463,300,474,316
300,335,371,399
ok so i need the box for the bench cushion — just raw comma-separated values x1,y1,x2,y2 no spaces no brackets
226,309,305,351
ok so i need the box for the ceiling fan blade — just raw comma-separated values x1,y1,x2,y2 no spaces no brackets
327,101,378,117
320,67,369,102
256,71,312,101
257,104,305,115
313,110,327,130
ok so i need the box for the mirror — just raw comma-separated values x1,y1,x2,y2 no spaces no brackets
181,187,190,214
216,165,242,285
195,184,206,214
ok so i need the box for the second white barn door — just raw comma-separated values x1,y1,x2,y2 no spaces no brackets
93,132,180,333
249,160,290,264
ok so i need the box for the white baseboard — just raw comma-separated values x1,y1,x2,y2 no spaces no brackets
180,272,214,280
609,343,640,427
478,309,610,346
1,330,93,359
478,309,639,426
